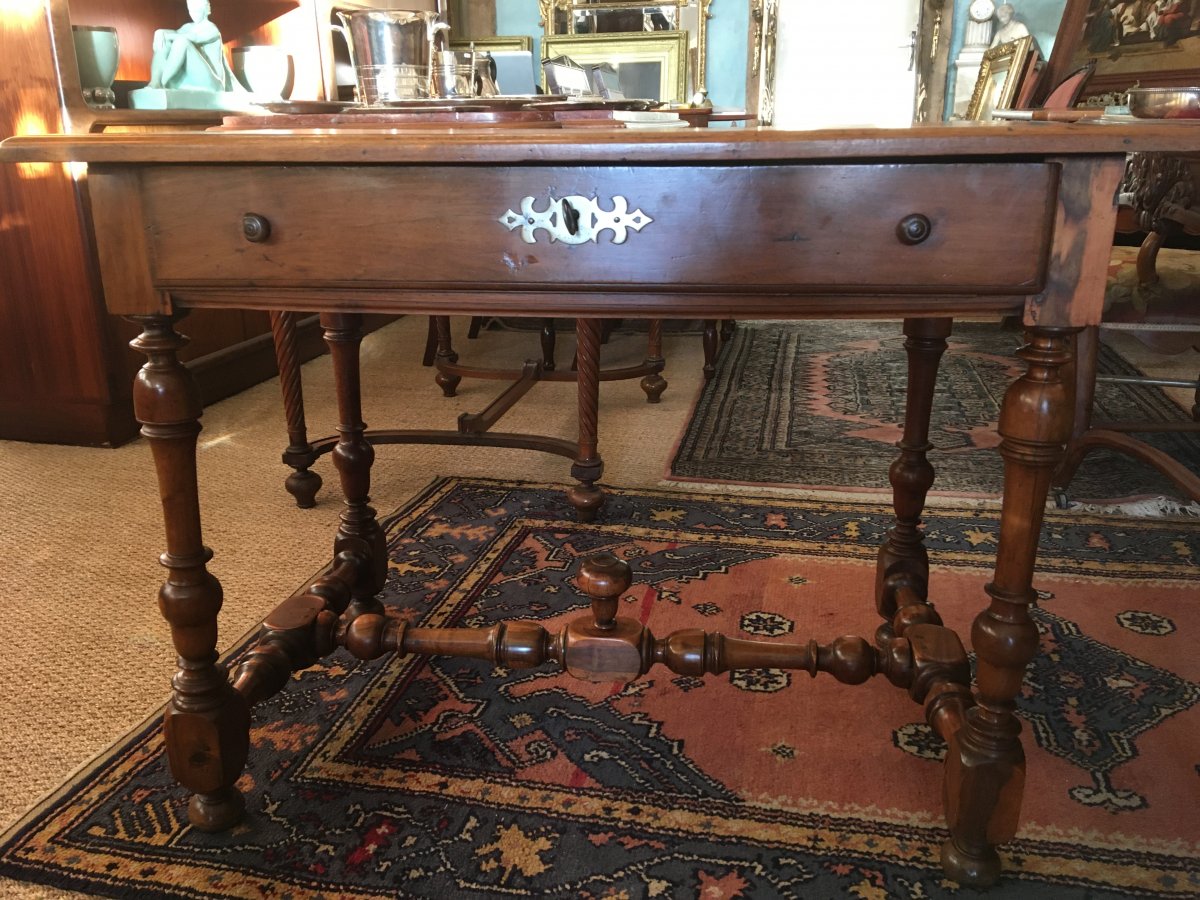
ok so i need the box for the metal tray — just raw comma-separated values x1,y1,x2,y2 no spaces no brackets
1127,87,1200,119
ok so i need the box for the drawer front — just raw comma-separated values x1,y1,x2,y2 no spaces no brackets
142,163,1055,294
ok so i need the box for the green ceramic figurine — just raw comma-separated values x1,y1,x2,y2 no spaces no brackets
130,0,249,110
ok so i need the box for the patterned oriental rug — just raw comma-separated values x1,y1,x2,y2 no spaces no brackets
2,478,1197,899
670,321,1200,502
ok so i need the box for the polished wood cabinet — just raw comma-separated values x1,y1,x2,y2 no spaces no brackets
0,0,333,446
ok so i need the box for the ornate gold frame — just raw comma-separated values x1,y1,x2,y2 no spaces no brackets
966,35,1035,121
450,36,535,54
538,1,712,93
542,30,690,103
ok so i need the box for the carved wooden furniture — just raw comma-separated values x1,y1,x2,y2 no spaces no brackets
4,124,1193,888
0,0,347,445
1054,153,1200,504
269,308,665,514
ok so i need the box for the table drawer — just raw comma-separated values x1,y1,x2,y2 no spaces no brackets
142,163,1055,294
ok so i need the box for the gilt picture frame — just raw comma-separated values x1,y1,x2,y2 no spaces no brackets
966,34,1036,120
450,35,535,55
540,30,689,102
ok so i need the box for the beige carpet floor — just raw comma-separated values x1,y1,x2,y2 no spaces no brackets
0,316,1194,899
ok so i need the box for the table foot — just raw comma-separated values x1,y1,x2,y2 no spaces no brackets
285,468,322,508
567,481,605,522
941,837,1002,889
188,786,247,833
640,371,667,403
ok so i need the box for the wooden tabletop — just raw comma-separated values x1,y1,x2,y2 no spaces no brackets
3,122,1199,165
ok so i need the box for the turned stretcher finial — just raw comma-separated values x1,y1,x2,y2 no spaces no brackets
577,552,631,630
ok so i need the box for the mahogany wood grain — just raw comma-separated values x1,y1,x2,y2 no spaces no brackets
322,312,386,617
1025,156,1127,328
9,125,1200,164
0,6,117,441
0,3,328,445
86,169,165,316
567,318,605,521
942,327,1078,886
66,0,297,82
136,164,1054,295
2,127,1173,889
333,554,972,705
270,310,322,508
875,318,952,645
130,315,249,832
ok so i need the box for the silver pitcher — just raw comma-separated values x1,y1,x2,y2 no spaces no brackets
333,8,451,104
432,47,499,99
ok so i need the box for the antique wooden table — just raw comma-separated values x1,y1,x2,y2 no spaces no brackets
4,123,1195,887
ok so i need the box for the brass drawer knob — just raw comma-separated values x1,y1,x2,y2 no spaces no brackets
242,213,271,243
896,213,932,245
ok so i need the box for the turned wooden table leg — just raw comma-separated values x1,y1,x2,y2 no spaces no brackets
942,327,1078,887
640,319,667,402
270,310,322,509
130,315,250,832
567,317,605,522
433,315,461,397
322,313,387,618
876,317,952,644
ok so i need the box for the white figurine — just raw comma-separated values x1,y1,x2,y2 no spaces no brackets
131,0,248,110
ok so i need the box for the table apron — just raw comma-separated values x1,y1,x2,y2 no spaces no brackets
132,162,1056,298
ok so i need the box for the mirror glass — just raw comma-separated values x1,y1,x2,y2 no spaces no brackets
564,5,682,34
496,1,749,110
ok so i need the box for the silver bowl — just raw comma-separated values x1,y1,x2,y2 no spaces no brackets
1127,86,1200,119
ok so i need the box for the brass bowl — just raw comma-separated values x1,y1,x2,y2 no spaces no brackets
1127,86,1200,119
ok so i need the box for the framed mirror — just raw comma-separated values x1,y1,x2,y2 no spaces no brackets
540,1,713,95
543,30,690,101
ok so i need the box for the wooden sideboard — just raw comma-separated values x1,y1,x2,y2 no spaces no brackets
0,0,342,446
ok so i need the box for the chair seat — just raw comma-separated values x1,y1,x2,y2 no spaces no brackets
1104,245,1200,354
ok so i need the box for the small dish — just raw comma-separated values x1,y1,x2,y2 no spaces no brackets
1127,87,1200,119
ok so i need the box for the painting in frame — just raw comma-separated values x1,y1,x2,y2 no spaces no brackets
540,30,689,103
1059,0,1200,97
967,34,1037,119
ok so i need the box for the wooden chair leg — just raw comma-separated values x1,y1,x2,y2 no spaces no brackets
270,310,322,508
640,318,667,402
433,315,461,397
467,316,484,339
567,317,605,522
